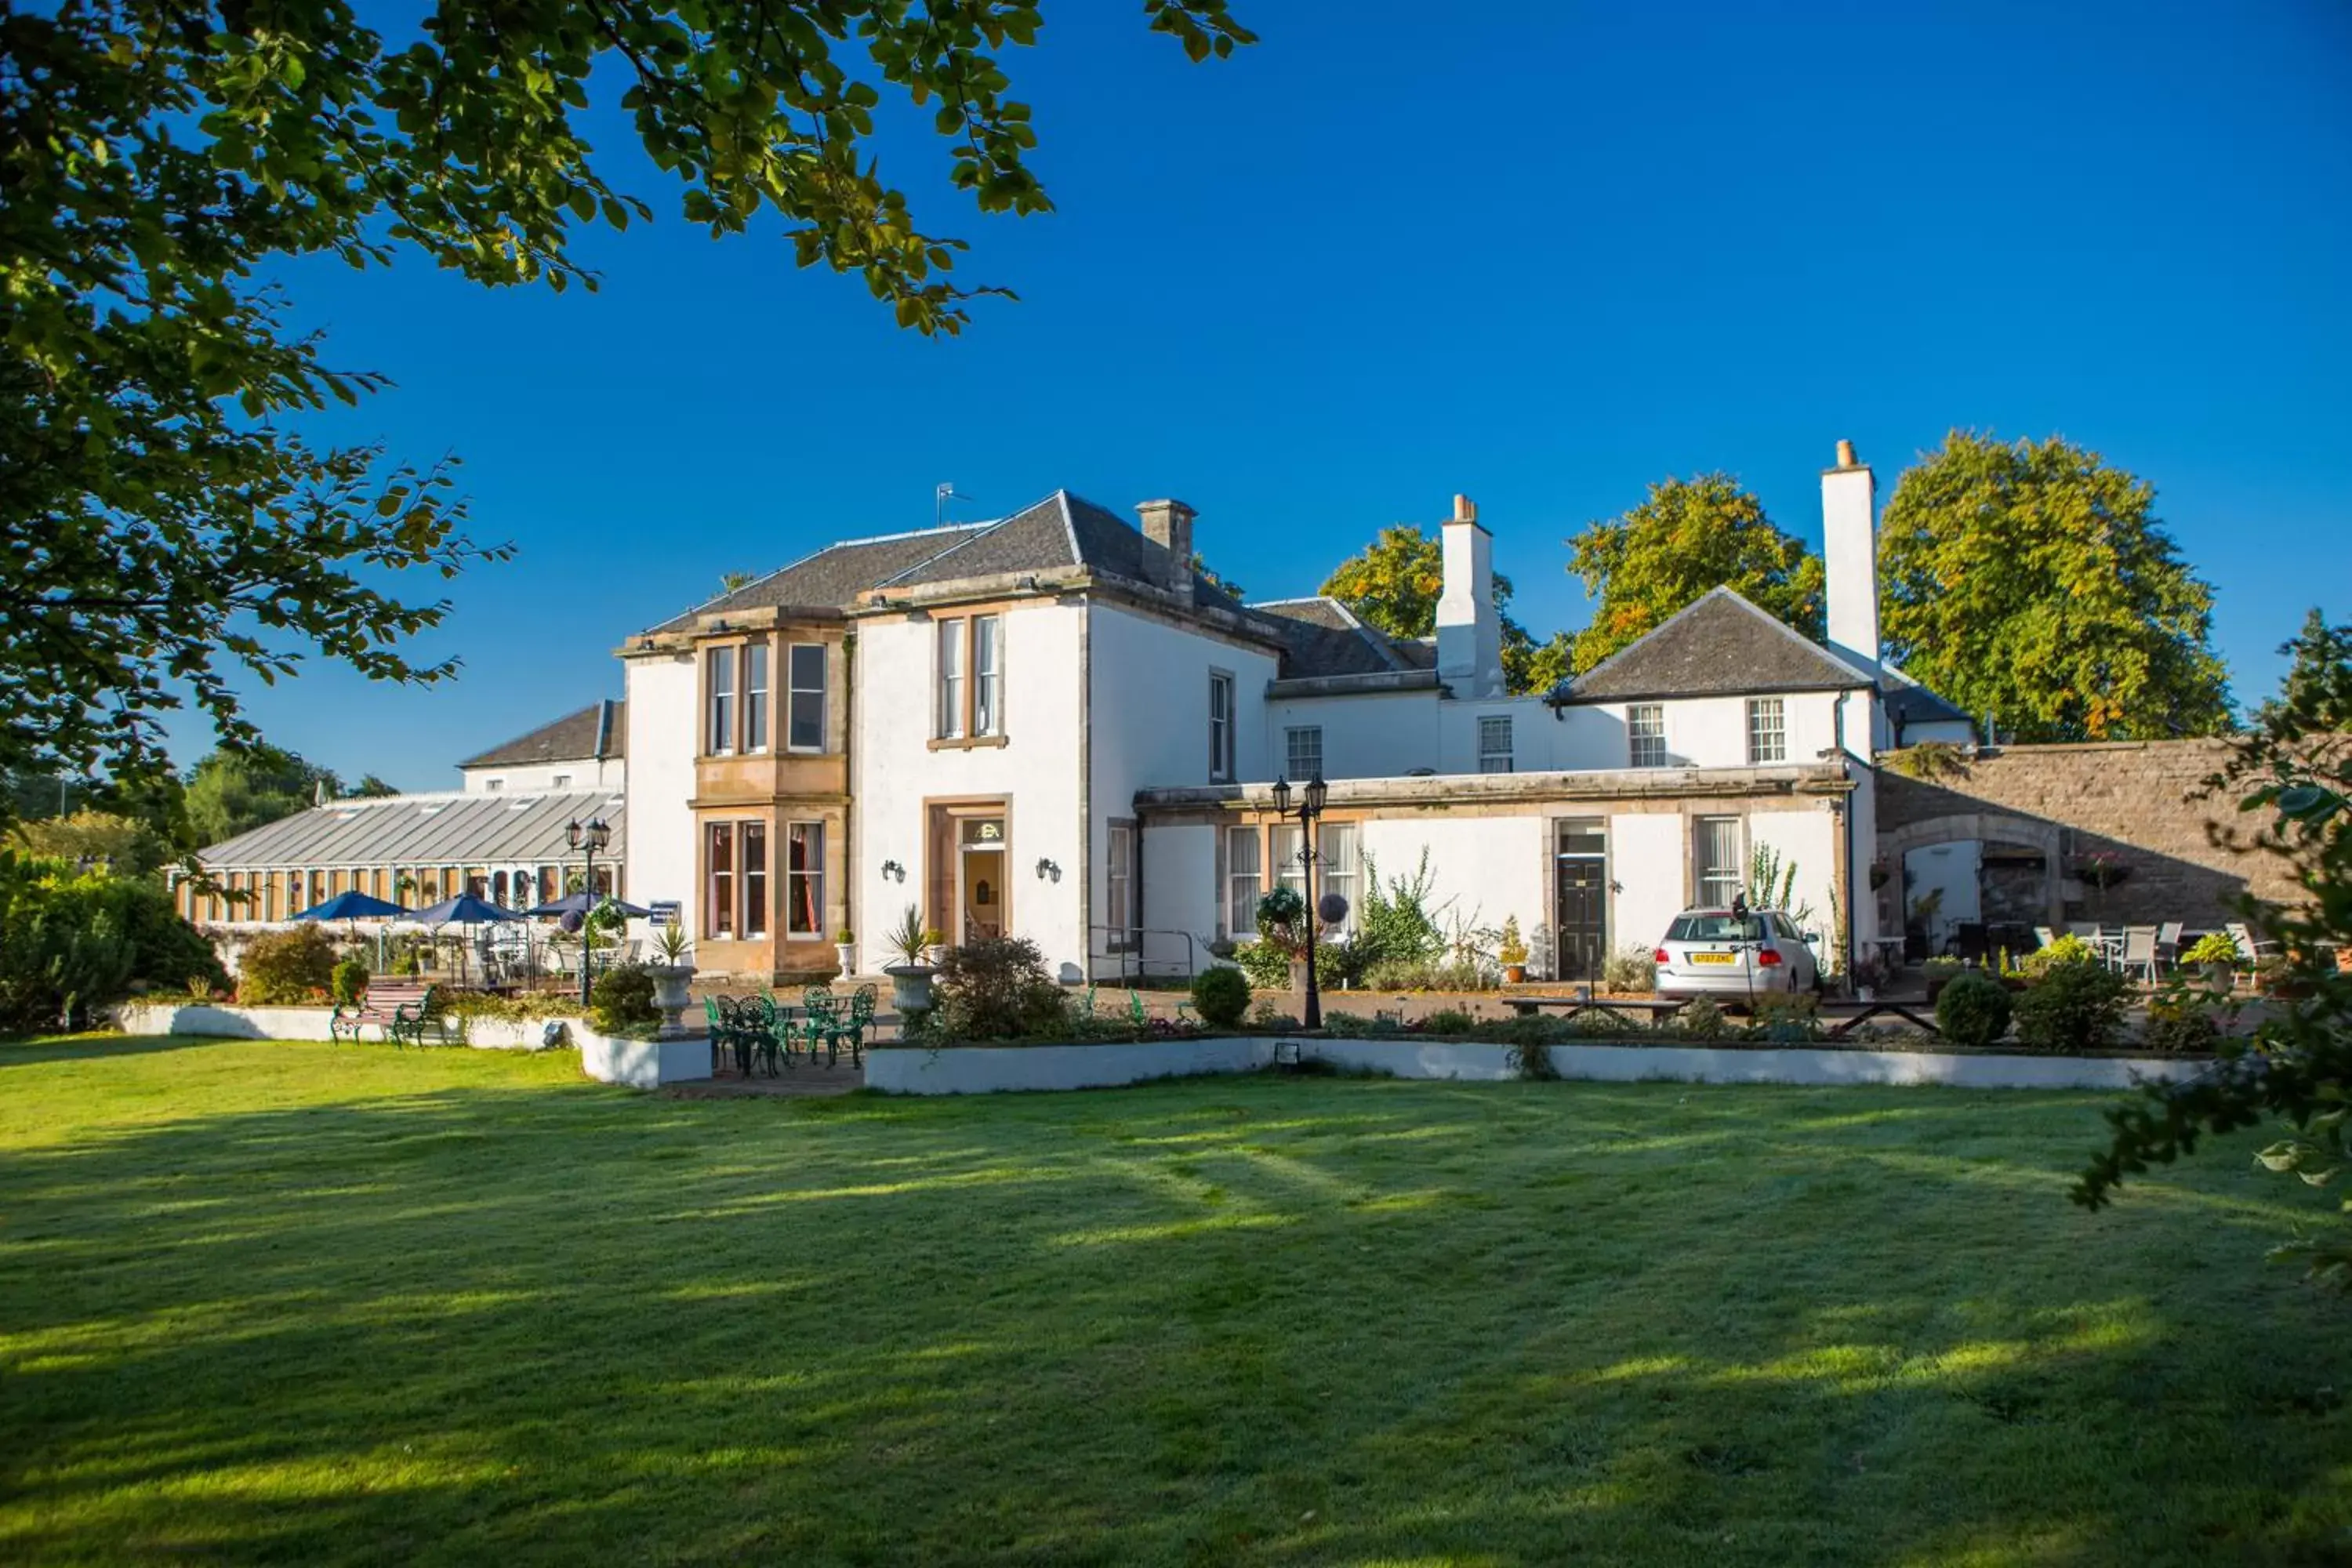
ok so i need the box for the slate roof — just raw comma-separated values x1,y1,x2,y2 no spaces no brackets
1243,597,1417,680
1551,587,1880,704
1879,664,1973,728
198,789,626,869
458,700,625,770
647,524,990,632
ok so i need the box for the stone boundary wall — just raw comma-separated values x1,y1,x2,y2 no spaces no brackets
112,1002,712,1091
865,1037,2194,1095
1875,739,2296,926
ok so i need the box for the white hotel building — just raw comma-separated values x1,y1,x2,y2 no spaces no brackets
617,442,1973,984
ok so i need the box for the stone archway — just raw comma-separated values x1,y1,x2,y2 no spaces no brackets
1880,811,2065,927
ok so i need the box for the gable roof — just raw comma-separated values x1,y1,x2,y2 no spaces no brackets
646,525,989,633
458,700,625,770
198,789,626,869
1244,597,1419,681
1551,587,1879,705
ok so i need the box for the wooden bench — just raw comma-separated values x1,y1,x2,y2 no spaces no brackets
332,981,439,1048
1504,995,1688,1026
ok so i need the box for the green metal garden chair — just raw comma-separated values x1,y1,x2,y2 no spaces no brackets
801,985,844,1067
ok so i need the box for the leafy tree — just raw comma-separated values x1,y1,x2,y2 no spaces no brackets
2,0,1254,821
1565,474,1824,674
2075,625,2351,1286
1318,525,1569,695
1879,433,2232,742
184,746,337,847
9,810,175,880
2263,609,2352,732
1191,554,1246,604
718,572,759,593
350,775,404,798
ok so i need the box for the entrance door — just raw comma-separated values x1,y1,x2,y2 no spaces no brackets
1555,818,1608,982
956,816,1007,942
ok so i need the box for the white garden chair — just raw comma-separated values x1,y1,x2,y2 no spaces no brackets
2121,926,2160,985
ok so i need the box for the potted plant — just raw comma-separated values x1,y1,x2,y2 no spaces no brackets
646,920,695,1033
1849,950,1892,1004
2181,931,2240,990
883,904,939,1012
1921,956,1962,1004
833,928,856,977
1497,916,1529,985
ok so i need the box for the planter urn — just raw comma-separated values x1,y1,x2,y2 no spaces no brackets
835,942,856,978
885,963,936,1014
648,964,696,1034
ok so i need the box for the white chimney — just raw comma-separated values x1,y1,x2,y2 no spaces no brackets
1436,493,1504,699
1134,499,1196,603
1821,440,1879,677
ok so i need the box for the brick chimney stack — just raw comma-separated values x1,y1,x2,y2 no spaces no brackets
1134,499,1196,603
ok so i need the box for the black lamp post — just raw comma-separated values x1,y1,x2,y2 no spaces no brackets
1269,772,1330,1030
567,816,612,1007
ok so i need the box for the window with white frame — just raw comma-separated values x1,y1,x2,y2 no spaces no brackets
743,642,771,753
484,777,503,792
785,821,822,935
1318,822,1359,934
788,643,826,752
1478,715,1515,774
706,647,736,755
707,822,735,937
1285,726,1323,782
1225,826,1261,937
1272,822,1306,900
973,615,1003,737
1208,673,1236,782
936,620,965,740
1746,697,1785,764
1695,816,1744,909
741,822,768,938
1628,704,1666,768
1106,822,1134,945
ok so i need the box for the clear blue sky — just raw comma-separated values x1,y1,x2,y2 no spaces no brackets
198,1,2352,788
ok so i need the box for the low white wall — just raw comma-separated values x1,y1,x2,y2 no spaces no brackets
868,1036,2199,1095
112,1001,712,1090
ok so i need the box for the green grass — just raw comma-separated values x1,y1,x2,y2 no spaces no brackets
2,1039,2347,1566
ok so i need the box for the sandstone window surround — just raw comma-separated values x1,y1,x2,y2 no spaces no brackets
933,615,1007,747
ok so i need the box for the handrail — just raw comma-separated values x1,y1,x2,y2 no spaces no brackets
1085,925,1199,985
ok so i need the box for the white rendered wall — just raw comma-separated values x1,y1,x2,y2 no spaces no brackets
1358,815,1548,953
1608,813,1687,958
1436,695,1558,775
1137,822,1218,971
459,757,624,795
622,653,699,934
1573,691,1846,771
1822,459,1880,676
1089,604,1281,977
1746,807,1844,949
1262,690,1440,779
855,603,1090,982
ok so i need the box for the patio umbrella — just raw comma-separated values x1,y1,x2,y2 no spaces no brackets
405,894,521,986
522,891,652,919
291,890,407,967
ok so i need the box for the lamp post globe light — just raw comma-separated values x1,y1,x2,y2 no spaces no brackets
1269,773,1330,1031
567,817,612,1007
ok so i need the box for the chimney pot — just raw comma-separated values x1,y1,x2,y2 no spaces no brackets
1453,493,1477,524
1835,438,1858,470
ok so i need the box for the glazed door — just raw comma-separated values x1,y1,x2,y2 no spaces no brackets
1555,818,1608,982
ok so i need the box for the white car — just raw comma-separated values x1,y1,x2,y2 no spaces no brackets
1653,908,1821,1000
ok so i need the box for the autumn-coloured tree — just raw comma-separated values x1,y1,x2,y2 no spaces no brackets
1564,474,1824,673
1878,434,2232,742
1318,527,1573,696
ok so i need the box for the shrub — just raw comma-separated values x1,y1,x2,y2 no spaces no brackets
1248,1001,1301,1031
1232,941,1292,990
2182,931,2240,967
1421,1008,1475,1036
931,935,1065,1042
2141,996,2223,1056
1679,997,1730,1040
1189,965,1250,1029
589,963,661,1035
2015,960,2130,1052
1755,991,1823,1042
238,925,339,1005
1352,849,1446,973
2021,934,2100,979
1602,946,1656,993
330,956,369,1005
0,857,230,1033
1363,956,1495,992
1935,971,2013,1049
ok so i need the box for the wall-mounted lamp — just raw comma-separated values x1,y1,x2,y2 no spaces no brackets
1035,857,1061,881
880,858,906,883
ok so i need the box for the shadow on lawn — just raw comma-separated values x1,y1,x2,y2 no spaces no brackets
2,1065,2347,1566
0,1034,226,1069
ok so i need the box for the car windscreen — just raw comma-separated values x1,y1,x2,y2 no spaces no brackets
1668,914,1767,942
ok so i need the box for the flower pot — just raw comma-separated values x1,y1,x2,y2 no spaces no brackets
923,943,947,968
834,942,856,977
2199,961,2235,990
884,963,935,1014
648,964,695,1033
1501,964,1526,985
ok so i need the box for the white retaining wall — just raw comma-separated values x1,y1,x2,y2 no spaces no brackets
112,1002,711,1090
867,1036,2197,1095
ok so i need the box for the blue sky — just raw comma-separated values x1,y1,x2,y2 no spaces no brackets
201,1,2352,787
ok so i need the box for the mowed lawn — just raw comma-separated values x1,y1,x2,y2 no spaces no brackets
2,1041,2348,1567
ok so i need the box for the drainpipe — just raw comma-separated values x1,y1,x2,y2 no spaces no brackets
842,631,856,971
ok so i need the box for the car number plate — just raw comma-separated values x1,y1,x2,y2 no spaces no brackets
1690,952,1737,965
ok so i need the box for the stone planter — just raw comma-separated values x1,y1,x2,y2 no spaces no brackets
835,942,856,977
2199,961,2235,990
648,964,695,1033
885,963,936,1013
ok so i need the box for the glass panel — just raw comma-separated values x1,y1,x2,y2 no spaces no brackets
1319,822,1359,935
1272,824,1305,898
1479,715,1513,773
786,822,824,935
706,648,735,754
788,644,826,751
742,822,768,938
973,616,1002,736
959,818,1006,848
1209,675,1233,779
1556,818,1606,856
1747,698,1785,764
708,823,734,937
1628,705,1665,768
743,643,770,753
1285,727,1323,781
1695,817,1742,908
1107,825,1132,936
1226,826,1261,936
938,620,964,739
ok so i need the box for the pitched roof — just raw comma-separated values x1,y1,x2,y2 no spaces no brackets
459,700,625,770
198,789,626,869
1552,587,1879,704
646,524,989,632
1879,663,1973,728
1243,597,1417,680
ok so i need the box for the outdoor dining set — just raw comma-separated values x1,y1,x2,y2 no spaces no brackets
2033,920,2270,985
705,985,880,1076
